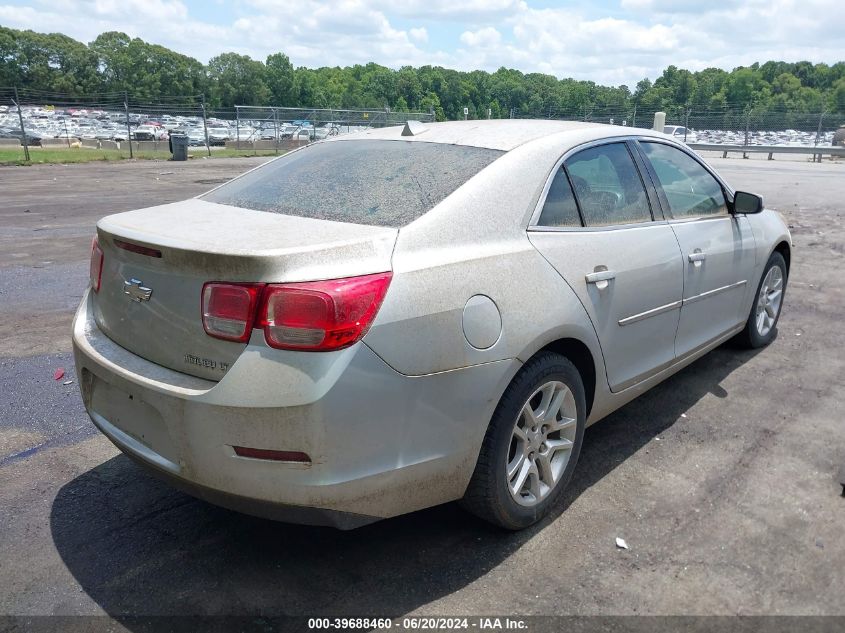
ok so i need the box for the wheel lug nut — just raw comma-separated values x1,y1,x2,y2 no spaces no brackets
541,443,547,452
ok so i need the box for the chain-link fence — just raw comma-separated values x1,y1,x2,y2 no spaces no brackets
2,86,843,164
0,88,436,162
0,87,232,160
511,103,845,147
231,105,435,149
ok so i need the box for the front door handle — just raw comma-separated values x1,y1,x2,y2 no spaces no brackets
585,268,616,290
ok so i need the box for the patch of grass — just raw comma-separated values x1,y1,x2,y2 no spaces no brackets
0,146,282,166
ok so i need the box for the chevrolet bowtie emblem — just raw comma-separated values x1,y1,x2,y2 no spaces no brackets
123,278,153,302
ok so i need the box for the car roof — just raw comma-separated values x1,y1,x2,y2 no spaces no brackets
329,119,667,152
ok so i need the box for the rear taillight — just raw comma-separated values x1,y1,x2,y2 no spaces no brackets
200,273,392,351
201,282,263,342
89,236,104,293
257,272,392,351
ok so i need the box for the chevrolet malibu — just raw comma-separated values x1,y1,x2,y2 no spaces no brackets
73,120,791,529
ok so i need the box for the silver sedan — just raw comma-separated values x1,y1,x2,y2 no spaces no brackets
73,120,790,529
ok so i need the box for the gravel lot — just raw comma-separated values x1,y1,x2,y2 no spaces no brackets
0,155,843,627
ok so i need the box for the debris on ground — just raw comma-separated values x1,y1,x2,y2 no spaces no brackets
616,537,629,550
62,380,73,386
53,368,64,381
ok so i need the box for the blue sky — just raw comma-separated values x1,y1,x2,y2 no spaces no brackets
1,0,843,86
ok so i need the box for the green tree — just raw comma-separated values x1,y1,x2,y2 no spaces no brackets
207,52,270,107
265,52,295,106
831,78,845,112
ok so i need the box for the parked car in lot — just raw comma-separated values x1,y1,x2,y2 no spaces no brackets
131,125,160,141
206,127,230,146
74,120,790,530
235,127,257,142
314,123,341,139
293,127,313,141
663,125,698,143
187,129,207,146
0,126,43,145
279,124,300,139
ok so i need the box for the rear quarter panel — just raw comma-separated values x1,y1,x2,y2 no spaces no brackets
363,132,607,387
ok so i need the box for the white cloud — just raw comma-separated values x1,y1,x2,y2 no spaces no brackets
232,18,251,31
0,0,228,60
452,1,844,84
228,0,446,67
459,27,502,48
620,0,741,11
409,27,428,43
371,0,525,20
452,8,685,84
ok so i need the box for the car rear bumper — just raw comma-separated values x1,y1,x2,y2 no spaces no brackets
72,290,518,528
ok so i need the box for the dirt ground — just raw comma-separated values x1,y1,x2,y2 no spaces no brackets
0,155,843,628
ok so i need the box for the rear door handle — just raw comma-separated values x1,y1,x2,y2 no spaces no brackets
585,269,616,283
585,269,616,290
688,251,707,264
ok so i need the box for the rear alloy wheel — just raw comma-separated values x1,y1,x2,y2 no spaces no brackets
507,380,578,506
462,353,586,530
737,251,787,348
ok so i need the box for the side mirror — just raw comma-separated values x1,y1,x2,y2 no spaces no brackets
733,191,763,214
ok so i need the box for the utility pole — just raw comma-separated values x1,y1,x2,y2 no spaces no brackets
814,110,826,162
13,88,30,162
201,94,211,157
236,106,240,150
124,91,133,159
684,106,691,142
743,106,752,159
814,110,825,147
273,106,279,155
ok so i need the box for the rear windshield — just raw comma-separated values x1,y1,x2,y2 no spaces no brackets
201,139,503,227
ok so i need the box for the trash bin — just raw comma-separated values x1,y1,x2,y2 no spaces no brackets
170,133,189,161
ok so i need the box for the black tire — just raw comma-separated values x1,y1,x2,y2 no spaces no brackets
736,251,788,349
461,352,586,530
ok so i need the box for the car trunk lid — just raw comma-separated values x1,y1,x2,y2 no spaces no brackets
93,199,397,381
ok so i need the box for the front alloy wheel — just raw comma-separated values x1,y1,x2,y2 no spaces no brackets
755,264,784,338
737,251,787,348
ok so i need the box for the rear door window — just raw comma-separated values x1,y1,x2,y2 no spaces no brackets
202,139,503,227
537,168,582,227
564,143,653,226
